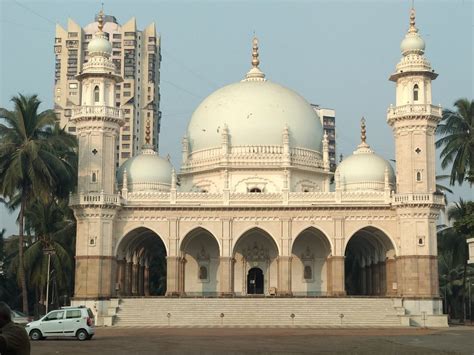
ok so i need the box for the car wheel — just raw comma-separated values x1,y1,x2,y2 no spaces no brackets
30,329,43,341
76,329,89,341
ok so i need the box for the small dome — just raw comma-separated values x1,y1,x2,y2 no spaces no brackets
186,80,323,152
117,148,173,192
336,119,395,191
88,34,112,57
400,33,425,55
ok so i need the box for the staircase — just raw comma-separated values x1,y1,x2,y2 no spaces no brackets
113,297,408,327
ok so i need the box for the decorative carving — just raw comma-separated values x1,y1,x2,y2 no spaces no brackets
301,246,314,261
243,242,269,262
196,246,210,261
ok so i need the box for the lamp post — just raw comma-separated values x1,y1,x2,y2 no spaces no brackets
43,246,55,314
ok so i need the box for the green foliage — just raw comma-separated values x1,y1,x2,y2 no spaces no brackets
436,98,474,186
0,94,78,314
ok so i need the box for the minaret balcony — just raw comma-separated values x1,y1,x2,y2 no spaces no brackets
69,192,121,207
387,104,442,121
393,193,445,207
71,105,123,121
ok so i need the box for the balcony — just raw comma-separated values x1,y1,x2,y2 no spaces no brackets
393,193,445,206
70,192,120,206
387,104,442,121
71,105,123,120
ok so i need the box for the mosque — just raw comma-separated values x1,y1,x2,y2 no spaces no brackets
70,8,447,327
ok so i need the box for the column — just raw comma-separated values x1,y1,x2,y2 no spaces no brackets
366,265,372,295
219,257,234,296
116,258,126,296
379,261,386,295
277,256,292,296
144,265,150,296
166,256,181,296
138,264,145,296
124,259,133,296
372,263,379,296
131,259,139,295
385,257,397,296
360,265,367,295
326,256,345,296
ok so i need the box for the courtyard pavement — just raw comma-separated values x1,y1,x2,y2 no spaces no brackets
31,326,474,354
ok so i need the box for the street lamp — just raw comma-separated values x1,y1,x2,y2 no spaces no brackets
43,246,55,314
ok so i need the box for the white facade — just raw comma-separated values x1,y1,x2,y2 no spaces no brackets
71,9,447,327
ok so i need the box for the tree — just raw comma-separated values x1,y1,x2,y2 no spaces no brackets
0,94,77,314
436,98,474,186
446,199,474,322
23,199,75,309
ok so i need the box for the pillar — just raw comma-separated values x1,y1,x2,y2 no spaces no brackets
277,256,292,296
379,261,386,295
166,256,181,296
138,265,145,296
360,265,367,295
385,257,397,296
326,256,345,296
366,265,372,295
132,261,139,295
116,258,126,296
124,260,133,296
219,257,234,296
372,263,380,295
144,266,150,296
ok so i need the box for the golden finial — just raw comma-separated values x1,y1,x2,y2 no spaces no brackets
360,117,367,144
98,7,105,32
251,36,260,68
145,119,151,144
408,3,418,33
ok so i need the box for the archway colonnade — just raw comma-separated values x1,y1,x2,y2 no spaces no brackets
114,226,398,297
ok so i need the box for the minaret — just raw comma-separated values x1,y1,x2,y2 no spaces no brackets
72,9,124,195
70,9,124,301
387,7,443,299
387,6,441,194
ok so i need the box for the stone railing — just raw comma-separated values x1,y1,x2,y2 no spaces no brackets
387,104,442,120
231,145,283,155
71,105,123,120
393,193,445,206
69,192,121,206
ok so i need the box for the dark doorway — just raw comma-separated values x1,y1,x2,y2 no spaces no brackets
247,267,264,294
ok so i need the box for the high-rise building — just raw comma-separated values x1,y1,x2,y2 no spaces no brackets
54,14,161,166
312,105,336,172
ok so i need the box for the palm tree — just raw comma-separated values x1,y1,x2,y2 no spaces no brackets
23,199,75,309
0,94,77,314
436,98,474,186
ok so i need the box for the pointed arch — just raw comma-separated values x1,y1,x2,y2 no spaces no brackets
232,226,280,255
179,226,221,254
93,85,100,103
291,226,333,254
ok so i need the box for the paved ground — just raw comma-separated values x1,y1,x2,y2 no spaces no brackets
31,326,474,355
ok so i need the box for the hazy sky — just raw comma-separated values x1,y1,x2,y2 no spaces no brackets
0,0,472,236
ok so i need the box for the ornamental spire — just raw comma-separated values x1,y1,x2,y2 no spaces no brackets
98,7,105,32
408,5,418,34
243,35,266,82
360,117,367,144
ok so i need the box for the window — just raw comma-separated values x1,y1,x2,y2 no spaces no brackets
69,83,78,89
199,266,208,280
44,310,64,321
122,135,131,141
68,32,78,38
413,84,419,101
124,83,131,88
85,34,93,40
304,265,312,280
416,171,422,182
66,310,81,319
121,152,130,158
113,33,122,39
94,86,100,103
68,126,76,133
123,91,131,97
122,144,130,149
91,172,97,183
249,187,262,193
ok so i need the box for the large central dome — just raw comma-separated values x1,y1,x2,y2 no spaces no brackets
186,38,323,154
186,80,323,152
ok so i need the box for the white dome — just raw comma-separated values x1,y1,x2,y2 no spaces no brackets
117,149,173,191
88,34,112,57
186,80,323,152
336,144,395,191
400,33,425,55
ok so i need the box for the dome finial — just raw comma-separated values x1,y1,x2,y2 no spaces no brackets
98,5,105,32
360,117,367,144
252,35,260,68
408,2,418,34
145,119,151,145
243,34,266,82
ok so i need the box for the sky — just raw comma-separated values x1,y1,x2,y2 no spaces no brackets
0,0,473,236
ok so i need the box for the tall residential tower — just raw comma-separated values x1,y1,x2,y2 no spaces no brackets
54,13,161,166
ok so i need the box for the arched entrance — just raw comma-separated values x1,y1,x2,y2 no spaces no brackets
291,227,331,296
116,227,167,296
233,228,278,296
344,227,397,296
247,267,264,294
180,227,220,296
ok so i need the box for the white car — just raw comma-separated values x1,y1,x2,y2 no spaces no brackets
25,306,95,341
